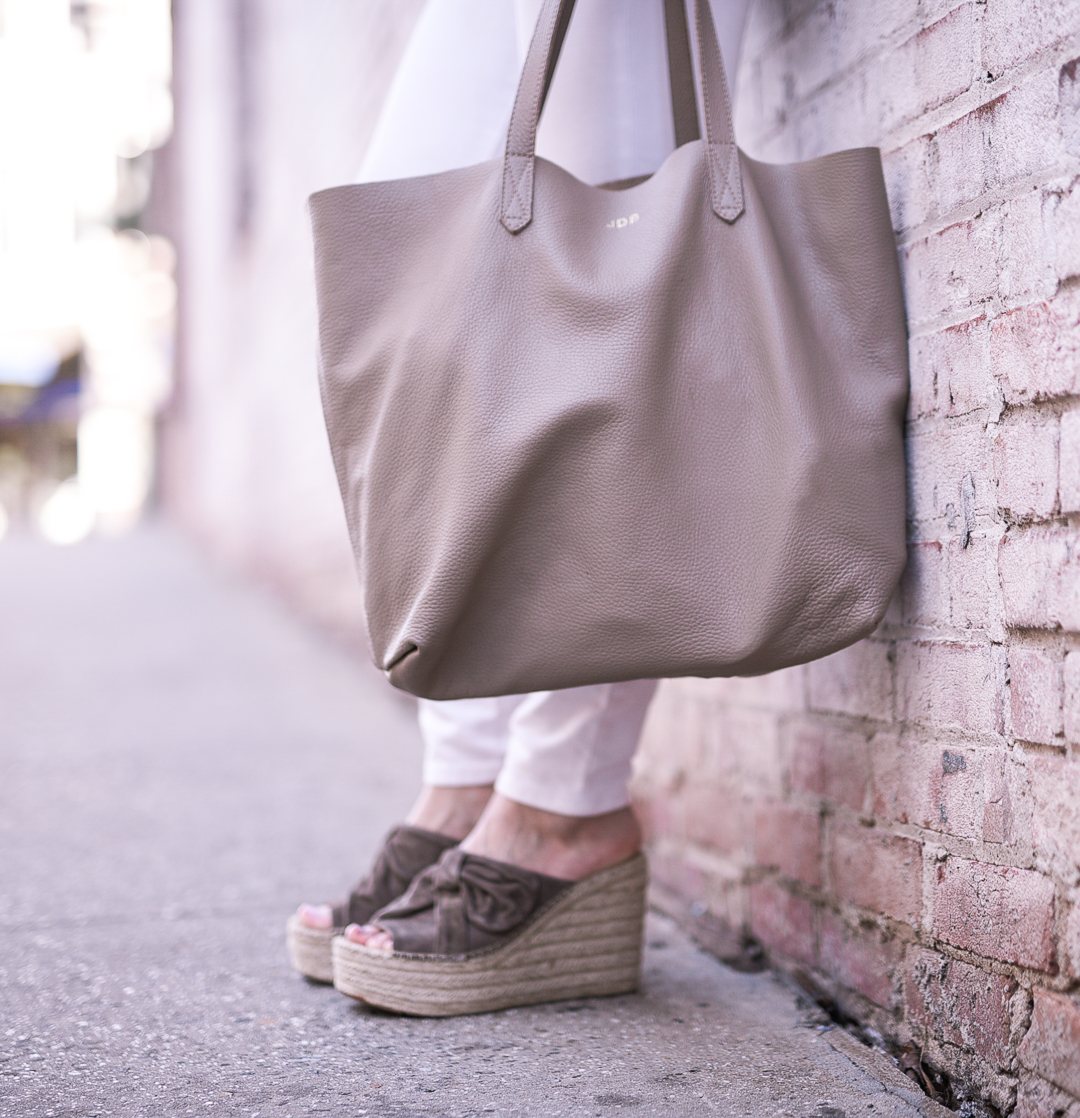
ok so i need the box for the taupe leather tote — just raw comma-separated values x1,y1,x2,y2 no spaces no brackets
310,0,909,700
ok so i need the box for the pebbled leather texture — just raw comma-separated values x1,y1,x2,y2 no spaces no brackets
310,0,910,700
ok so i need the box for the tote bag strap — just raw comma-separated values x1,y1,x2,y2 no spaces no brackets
500,0,744,232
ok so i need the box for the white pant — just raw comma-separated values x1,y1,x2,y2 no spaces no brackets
359,0,751,817
419,681,659,815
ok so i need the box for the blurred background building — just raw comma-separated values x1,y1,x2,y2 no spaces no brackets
157,0,424,640
0,0,174,544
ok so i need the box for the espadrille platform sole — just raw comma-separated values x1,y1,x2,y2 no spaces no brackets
331,853,647,1016
286,914,337,983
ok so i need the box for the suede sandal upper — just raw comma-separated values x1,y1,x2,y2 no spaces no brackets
370,847,572,957
330,824,457,928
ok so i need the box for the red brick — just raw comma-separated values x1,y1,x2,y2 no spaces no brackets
1029,757,1080,883
994,419,1060,521
922,317,992,419
714,709,784,795
754,803,821,887
999,526,1080,631
830,823,922,924
699,668,805,713
819,910,903,1009
1018,988,1080,1099
870,6,976,135
872,735,1013,842
679,784,748,857
633,683,704,789
1011,1073,1080,1118
648,844,747,932
748,881,815,967
807,641,894,721
982,756,1029,848
904,946,1017,1066
897,640,1005,735
932,857,1056,970
1061,408,1080,515
631,792,672,844
1010,647,1065,745
790,722,872,811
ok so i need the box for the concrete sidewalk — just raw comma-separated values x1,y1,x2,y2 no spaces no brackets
0,526,948,1118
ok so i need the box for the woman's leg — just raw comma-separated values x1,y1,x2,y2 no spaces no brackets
349,679,658,949
295,696,517,930
462,679,660,878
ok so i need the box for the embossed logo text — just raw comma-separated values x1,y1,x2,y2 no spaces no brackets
606,213,640,230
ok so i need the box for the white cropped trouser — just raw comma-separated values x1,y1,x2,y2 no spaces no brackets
357,0,752,816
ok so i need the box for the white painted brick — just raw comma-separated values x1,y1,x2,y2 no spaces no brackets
902,539,949,626
883,134,935,236
897,640,1006,735
997,188,1056,307
932,72,1060,217
912,317,994,420
906,422,993,533
1061,57,1080,157
902,215,1001,328
948,531,1007,640
990,287,1080,404
808,640,894,721
982,0,1077,76
993,418,1060,520
1059,407,1080,515
1009,646,1065,745
1065,651,1080,745
999,525,1080,631
990,70,1064,186
1048,176,1080,285
870,4,977,135
907,332,939,420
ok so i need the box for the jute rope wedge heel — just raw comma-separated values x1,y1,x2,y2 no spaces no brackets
332,851,648,1016
286,824,456,983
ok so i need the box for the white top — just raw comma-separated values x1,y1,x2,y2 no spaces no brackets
357,0,750,188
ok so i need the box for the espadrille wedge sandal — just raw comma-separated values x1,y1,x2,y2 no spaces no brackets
332,848,647,1016
286,824,457,982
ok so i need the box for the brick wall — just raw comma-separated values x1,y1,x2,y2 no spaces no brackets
633,3,1080,1112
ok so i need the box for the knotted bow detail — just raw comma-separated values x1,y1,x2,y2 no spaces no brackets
372,848,572,958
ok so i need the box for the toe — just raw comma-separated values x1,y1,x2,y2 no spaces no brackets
297,903,333,930
345,923,394,952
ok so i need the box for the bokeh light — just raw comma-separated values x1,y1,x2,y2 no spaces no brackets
0,0,174,543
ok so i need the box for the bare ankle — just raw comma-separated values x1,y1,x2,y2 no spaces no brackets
460,794,641,880
405,784,494,841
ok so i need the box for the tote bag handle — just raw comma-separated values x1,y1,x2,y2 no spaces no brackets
500,0,744,232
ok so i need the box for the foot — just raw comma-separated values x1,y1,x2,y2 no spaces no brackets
296,784,492,930
345,793,641,951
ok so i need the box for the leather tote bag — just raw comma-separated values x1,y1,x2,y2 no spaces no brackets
310,0,909,700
